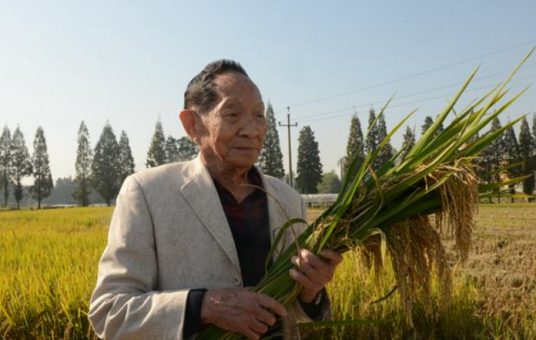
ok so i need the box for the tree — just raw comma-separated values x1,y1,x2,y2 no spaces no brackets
421,116,434,135
177,137,198,161
518,117,535,200
257,102,285,179
11,126,33,209
296,126,322,194
365,108,379,157
533,113,536,142
375,114,394,169
92,122,120,206
481,118,505,201
421,115,444,138
165,135,180,163
73,122,93,206
503,123,520,202
0,126,11,206
118,131,136,186
29,127,53,209
146,120,167,167
364,109,394,170
318,171,341,194
401,126,416,159
343,114,365,180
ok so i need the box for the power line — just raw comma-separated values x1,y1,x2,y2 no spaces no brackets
296,73,536,124
276,38,536,114
292,63,536,121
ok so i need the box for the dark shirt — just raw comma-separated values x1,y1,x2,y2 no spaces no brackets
183,169,323,339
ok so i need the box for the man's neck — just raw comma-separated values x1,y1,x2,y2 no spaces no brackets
201,155,255,203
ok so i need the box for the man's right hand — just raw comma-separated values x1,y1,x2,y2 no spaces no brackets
200,288,288,340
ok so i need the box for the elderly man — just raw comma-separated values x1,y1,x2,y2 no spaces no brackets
89,60,342,340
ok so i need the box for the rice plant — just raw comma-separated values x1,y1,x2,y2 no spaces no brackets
198,49,534,339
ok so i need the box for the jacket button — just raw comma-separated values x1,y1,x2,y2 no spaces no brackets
234,276,241,286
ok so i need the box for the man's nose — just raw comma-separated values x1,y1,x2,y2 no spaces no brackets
238,117,261,138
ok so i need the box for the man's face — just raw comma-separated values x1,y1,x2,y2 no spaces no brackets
195,72,267,170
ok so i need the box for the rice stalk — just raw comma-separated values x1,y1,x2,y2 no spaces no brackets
197,49,534,339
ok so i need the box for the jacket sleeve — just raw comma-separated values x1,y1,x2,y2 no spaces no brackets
88,176,189,340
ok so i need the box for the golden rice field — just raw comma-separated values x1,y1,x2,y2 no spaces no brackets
0,205,535,340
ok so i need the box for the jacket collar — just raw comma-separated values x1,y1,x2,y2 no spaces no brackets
178,156,292,272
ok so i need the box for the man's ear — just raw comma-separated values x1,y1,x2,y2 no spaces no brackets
179,109,200,143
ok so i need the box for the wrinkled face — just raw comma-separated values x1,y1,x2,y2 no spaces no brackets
195,72,266,170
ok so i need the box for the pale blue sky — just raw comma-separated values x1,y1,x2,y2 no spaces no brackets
1,1,535,181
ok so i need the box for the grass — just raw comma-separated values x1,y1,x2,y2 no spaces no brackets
0,204,535,339
0,207,111,340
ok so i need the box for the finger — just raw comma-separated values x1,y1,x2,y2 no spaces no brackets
289,268,323,292
297,251,334,281
257,294,288,318
241,326,261,340
295,258,328,283
298,249,330,272
247,315,269,335
320,249,344,265
252,304,277,326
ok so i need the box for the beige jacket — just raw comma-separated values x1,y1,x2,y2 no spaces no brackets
88,157,317,340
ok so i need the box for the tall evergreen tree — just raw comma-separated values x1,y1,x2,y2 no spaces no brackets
421,116,434,135
29,127,53,209
518,117,535,200
533,113,536,142
295,126,322,194
146,120,167,167
401,126,416,159
165,135,180,163
177,137,198,161
343,114,365,180
73,121,93,206
375,114,394,169
0,126,11,206
118,131,135,186
11,126,33,209
257,103,285,179
365,108,379,156
484,118,506,201
421,115,444,137
92,122,120,206
503,123,520,201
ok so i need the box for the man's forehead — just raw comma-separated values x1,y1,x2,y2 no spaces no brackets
214,72,263,105
215,73,258,93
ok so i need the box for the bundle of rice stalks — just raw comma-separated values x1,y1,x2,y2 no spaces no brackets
198,50,534,339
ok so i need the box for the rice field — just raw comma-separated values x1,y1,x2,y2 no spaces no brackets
0,204,535,339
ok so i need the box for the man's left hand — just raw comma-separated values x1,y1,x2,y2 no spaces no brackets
289,249,343,303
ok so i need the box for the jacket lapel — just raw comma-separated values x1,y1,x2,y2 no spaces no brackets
179,158,241,273
261,171,293,260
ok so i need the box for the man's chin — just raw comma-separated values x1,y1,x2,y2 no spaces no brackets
227,156,259,169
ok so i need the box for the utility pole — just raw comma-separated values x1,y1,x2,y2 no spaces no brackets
279,107,298,188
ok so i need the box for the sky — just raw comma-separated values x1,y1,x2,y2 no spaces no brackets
1,0,536,183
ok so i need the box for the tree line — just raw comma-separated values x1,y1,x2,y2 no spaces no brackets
0,120,198,209
258,104,536,200
1,108,534,208
73,120,198,207
340,111,536,201
0,126,53,209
